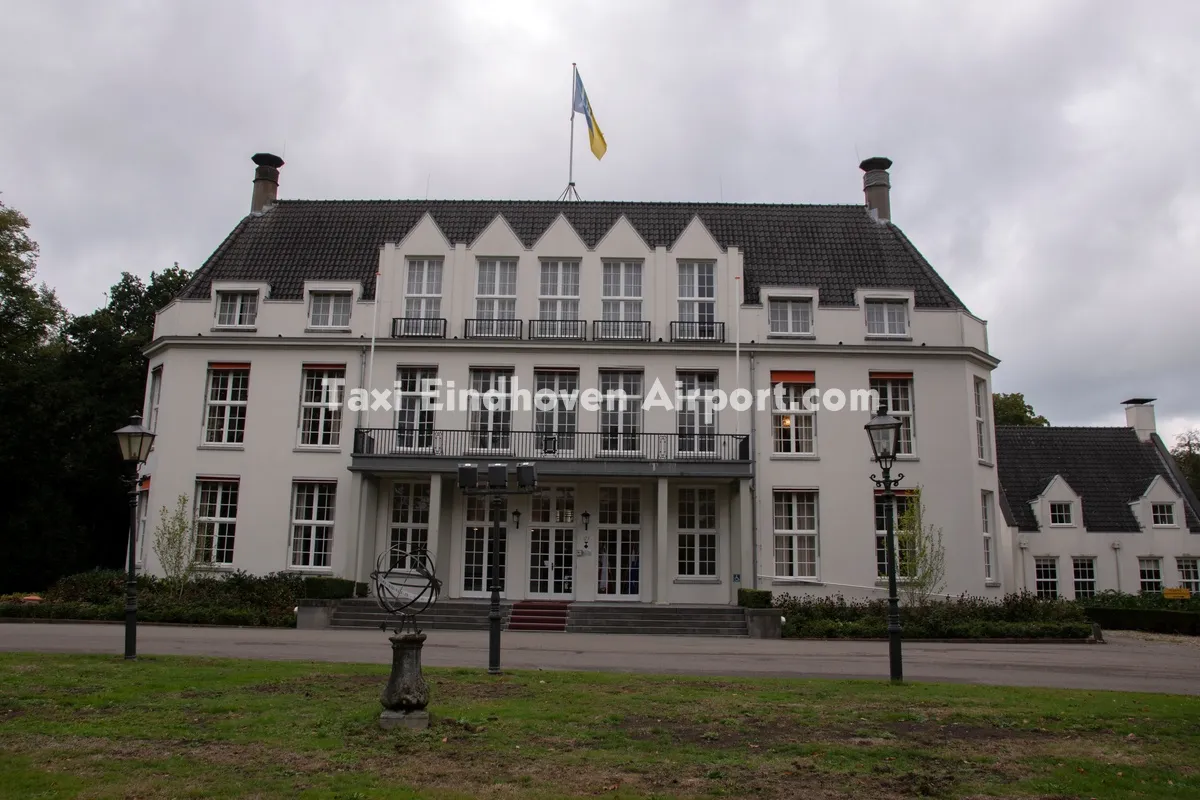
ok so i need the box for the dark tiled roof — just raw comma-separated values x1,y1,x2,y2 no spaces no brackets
178,200,966,309
995,426,1200,533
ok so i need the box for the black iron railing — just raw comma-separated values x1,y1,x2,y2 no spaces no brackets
465,318,523,339
528,319,586,340
670,321,726,342
592,320,651,342
353,428,750,462
391,317,447,338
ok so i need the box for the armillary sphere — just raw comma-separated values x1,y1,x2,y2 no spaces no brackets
369,547,441,634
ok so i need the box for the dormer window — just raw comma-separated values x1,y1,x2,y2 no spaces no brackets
1151,503,1176,526
1049,501,1073,526
769,298,813,336
309,292,352,328
865,299,907,336
216,291,258,328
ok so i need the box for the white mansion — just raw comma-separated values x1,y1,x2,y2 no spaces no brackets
137,153,1010,606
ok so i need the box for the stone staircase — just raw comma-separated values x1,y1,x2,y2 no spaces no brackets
566,603,748,637
330,598,510,631
507,600,570,632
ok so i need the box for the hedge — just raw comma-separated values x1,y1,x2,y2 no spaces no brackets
1083,606,1200,636
737,589,773,608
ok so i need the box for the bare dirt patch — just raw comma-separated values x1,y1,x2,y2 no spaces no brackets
248,673,379,696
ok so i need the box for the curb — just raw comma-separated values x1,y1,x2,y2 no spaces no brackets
784,636,1100,644
0,619,295,630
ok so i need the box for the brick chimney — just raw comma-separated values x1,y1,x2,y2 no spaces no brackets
859,157,892,222
251,153,284,214
1122,397,1157,442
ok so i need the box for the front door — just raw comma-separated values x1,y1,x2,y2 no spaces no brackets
463,494,506,596
529,487,575,598
597,486,641,598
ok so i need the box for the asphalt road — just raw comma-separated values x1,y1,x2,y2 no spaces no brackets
1,622,1195,694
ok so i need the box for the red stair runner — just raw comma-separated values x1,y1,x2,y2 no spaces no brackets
507,600,570,632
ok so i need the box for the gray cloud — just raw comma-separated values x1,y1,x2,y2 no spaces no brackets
2,0,1197,439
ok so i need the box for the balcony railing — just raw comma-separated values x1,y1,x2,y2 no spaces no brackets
391,317,447,338
670,321,726,342
528,319,586,340
354,428,750,462
592,320,651,342
465,318,523,340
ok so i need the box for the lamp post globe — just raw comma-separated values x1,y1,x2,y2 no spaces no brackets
864,403,904,683
113,413,156,660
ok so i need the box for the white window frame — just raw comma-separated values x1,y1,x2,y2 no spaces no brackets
1034,556,1059,599
1072,556,1096,598
677,261,716,324
602,261,643,321
597,486,642,598
404,259,443,319
308,292,352,329
1138,557,1163,594
146,366,163,434
1049,501,1073,526
865,299,908,337
136,489,149,568
298,367,344,448
974,378,990,462
875,493,916,579
772,382,817,456
194,479,239,566
390,481,430,569
203,367,250,446
981,490,995,582
289,482,336,570
463,493,507,594
467,368,513,452
1177,557,1200,593
475,259,517,319
869,377,915,455
676,371,717,454
676,487,718,578
768,298,814,337
1151,502,1177,527
535,369,579,453
773,490,818,579
599,370,643,454
395,367,437,451
215,291,258,328
539,260,580,320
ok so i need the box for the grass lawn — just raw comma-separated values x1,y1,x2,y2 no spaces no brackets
0,653,1197,799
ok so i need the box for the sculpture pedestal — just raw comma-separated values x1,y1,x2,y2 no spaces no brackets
379,630,430,731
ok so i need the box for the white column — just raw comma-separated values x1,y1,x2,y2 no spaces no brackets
738,479,753,601
426,473,443,576
655,477,670,604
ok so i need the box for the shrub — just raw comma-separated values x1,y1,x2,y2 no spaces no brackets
301,577,358,600
1083,607,1200,636
737,589,773,608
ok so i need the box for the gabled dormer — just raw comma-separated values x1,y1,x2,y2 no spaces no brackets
1031,475,1082,531
1130,475,1184,532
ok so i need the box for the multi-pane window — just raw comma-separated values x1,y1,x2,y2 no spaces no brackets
768,299,813,335
599,370,643,452
974,378,990,461
869,377,914,455
299,367,344,447
865,299,907,336
476,259,517,319
195,480,238,565
464,494,506,593
146,366,163,433
875,494,914,578
1034,557,1059,599
535,370,578,452
598,487,641,597
290,482,336,569
1072,557,1096,598
602,261,643,321
1049,502,1073,526
396,367,437,449
404,259,443,318
677,262,716,323
136,490,149,566
215,291,258,327
1177,558,1200,593
1139,557,1163,594
981,490,995,582
204,367,250,445
677,371,717,453
774,491,818,579
677,487,717,577
309,292,351,328
772,382,816,455
468,368,513,450
1151,503,1176,526
539,261,580,320
390,481,430,569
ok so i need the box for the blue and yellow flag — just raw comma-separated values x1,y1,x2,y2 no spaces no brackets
573,70,607,160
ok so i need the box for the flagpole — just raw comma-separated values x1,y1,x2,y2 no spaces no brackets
559,63,581,201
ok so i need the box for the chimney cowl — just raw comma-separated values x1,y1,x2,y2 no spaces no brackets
250,152,284,214
859,156,892,222
859,156,892,172
253,152,284,169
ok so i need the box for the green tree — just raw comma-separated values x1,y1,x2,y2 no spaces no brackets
894,486,947,606
993,392,1049,426
1171,429,1200,498
153,494,196,598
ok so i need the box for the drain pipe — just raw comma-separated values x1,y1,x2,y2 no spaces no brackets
748,351,759,590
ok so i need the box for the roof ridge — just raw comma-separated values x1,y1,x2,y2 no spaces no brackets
269,198,869,209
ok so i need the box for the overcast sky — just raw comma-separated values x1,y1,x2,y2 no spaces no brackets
2,0,1197,442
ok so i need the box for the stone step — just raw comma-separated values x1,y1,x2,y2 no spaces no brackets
507,621,567,632
567,625,747,637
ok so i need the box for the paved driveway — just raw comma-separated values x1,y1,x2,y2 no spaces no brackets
1,622,1195,694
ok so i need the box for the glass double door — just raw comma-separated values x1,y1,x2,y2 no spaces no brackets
528,487,575,599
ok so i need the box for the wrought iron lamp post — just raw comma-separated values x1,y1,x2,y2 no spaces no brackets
457,462,538,675
864,403,904,683
113,413,156,660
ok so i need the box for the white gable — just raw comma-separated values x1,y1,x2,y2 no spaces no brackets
1038,474,1080,502
468,213,524,254
394,212,452,254
1139,474,1183,503
594,214,652,255
669,215,723,259
531,214,588,255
